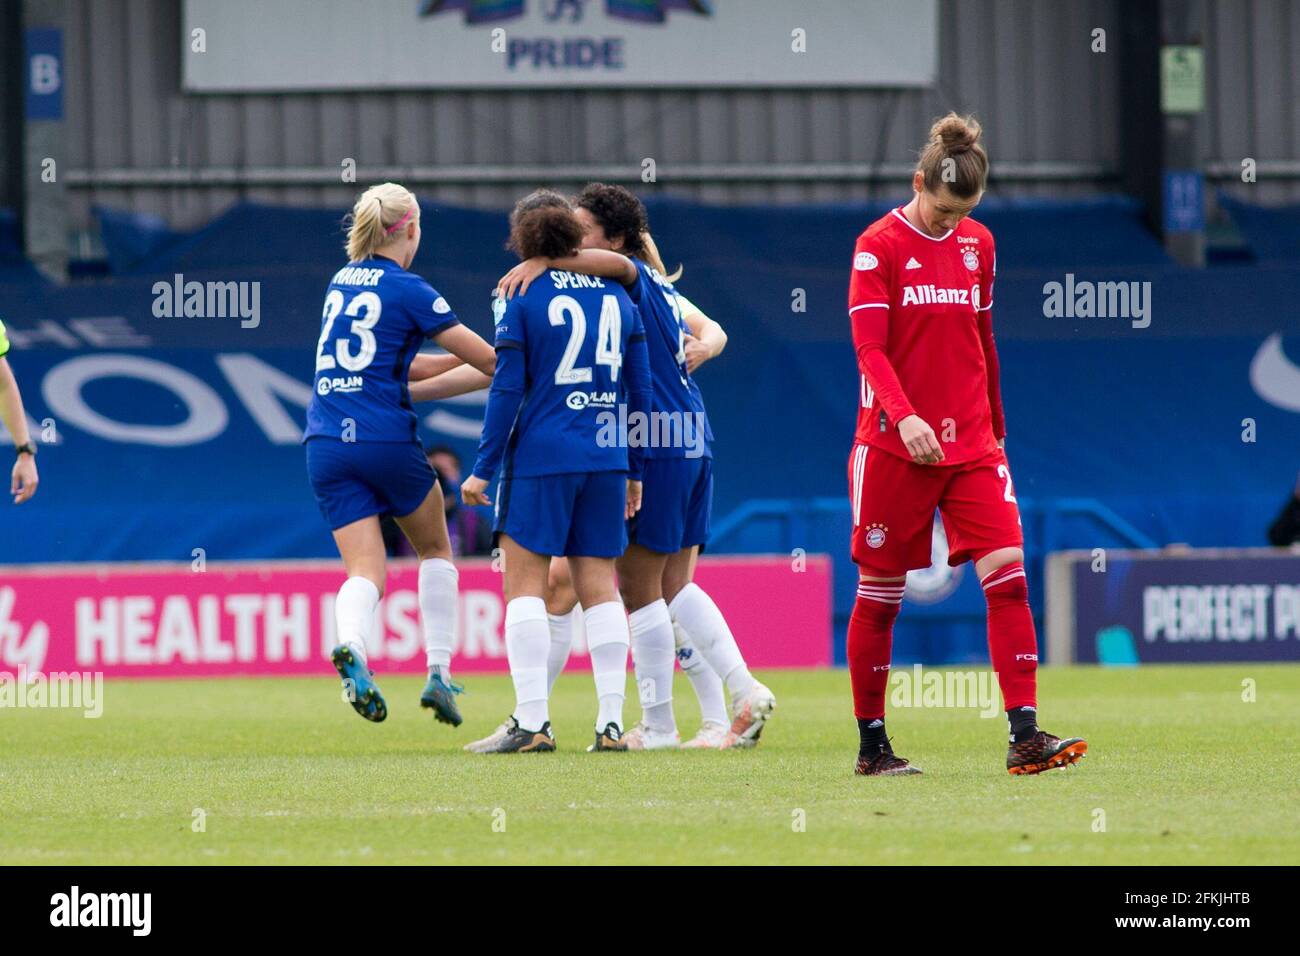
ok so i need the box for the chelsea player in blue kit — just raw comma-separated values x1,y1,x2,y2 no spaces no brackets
495,184,776,750
459,190,652,754
304,183,497,727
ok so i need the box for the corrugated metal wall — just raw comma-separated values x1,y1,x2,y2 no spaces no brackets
55,0,1300,229
0,8,25,215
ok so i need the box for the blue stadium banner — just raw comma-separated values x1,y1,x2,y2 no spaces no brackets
1163,170,1204,234
24,28,63,121
1048,549,1300,664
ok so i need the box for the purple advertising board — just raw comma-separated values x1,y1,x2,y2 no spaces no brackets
1048,549,1300,664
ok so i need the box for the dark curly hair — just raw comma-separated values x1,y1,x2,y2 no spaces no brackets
507,188,584,260
574,182,648,259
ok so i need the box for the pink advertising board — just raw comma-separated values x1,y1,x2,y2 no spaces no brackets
0,556,832,677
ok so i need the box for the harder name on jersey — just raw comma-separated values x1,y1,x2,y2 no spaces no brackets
331,266,386,287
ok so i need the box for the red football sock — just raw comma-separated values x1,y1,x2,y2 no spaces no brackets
981,562,1038,711
847,581,904,720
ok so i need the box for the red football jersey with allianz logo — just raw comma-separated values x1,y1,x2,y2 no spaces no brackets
847,207,1000,465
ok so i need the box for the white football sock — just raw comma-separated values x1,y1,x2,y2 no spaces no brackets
547,605,579,694
584,601,629,731
505,596,550,731
335,576,379,665
627,599,676,734
418,557,458,675
669,583,755,698
674,621,729,725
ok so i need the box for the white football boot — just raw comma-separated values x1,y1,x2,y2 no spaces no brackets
464,716,513,753
622,722,681,751
680,720,730,749
721,681,776,750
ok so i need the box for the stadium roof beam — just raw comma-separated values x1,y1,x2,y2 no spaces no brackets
64,161,1119,189
1205,160,1300,179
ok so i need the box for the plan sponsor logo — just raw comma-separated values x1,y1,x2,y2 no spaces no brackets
566,389,617,410
317,374,364,396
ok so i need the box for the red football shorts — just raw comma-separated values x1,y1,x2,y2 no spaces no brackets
846,442,1024,576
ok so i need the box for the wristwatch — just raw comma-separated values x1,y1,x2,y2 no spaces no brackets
14,442,36,457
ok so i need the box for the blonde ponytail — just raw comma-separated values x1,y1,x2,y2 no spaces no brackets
345,182,419,262
640,231,683,283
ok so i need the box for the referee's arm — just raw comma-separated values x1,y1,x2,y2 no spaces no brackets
0,321,39,504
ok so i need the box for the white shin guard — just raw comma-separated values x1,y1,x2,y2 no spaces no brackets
584,601,629,731
335,576,380,664
669,582,754,698
627,599,676,733
505,596,550,731
418,558,458,673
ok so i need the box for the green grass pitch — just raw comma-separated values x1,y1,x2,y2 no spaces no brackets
2,664,1296,865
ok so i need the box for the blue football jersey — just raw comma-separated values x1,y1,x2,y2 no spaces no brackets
626,259,714,459
304,256,459,442
473,269,646,481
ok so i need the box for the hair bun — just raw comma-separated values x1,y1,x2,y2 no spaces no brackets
931,113,981,154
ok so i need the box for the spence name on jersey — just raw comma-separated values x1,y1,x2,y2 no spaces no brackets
474,268,648,482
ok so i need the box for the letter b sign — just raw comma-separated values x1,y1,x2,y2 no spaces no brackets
25,29,65,120
30,54,60,94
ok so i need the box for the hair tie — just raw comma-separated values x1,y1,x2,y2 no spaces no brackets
385,207,415,234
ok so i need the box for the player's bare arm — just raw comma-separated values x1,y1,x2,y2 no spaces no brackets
461,474,491,507
680,297,726,373
434,323,497,377
897,413,945,465
1,356,38,504
408,364,493,403
497,247,637,299
408,352,465,381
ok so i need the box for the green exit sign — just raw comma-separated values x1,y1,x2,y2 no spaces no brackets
1161,45,1205,114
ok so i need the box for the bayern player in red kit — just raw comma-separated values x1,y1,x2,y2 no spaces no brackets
846,114,1087,776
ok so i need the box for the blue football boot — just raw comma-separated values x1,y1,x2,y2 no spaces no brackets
330,644,388,722
419,666,465,727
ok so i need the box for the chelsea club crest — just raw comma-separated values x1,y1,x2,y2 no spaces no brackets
905,515,964,605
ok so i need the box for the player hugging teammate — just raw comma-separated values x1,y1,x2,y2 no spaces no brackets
845,115,1087,776
454,189,651,753
411,184,775,753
